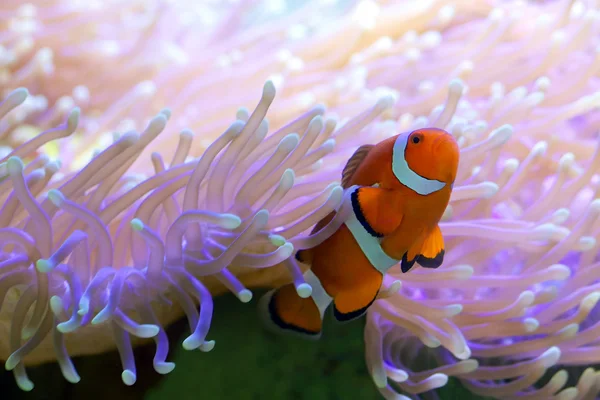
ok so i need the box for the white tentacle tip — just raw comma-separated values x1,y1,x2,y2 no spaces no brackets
8,87,29,105
428,372,450,387
309,115,324,130
46,160,61,174
67,107,81,130
535,76,551,91
235,107,249,120
78,298,90,316
312,103,327,115
218,213,242,229
460,359,479,373
375,95,395,111
479,181,499,198
446,304,463,317
254,209,270,225
502,158,519,173
589,198,600,212
552,208,570,224
36,258,53,273
371,369,387,388
63,369,81,384
582,292,600,310
148,114,168,133
540,346,561,366
454,265,474,279
155,362,175,375
280,242,294,259
5,354,19,371
47,189,65,206
557,323,579,338
268,234,286,246
180,128,193,139
21,327,35,340
386,280,402,294
489,124,513,144
328,185,344,203
578,236,595,251
182,336,200,350
279,133,300,151
57,321,75,333
386,367,408,383
547,264,571,280
523,318,539,332
17,378,34,392
280,168,295,189
448,78,465,94
269,234,287,247
533,223,558,238
323,138,336,151
159,108,172,120
121,131,141,145
49,295,64,315
130,218,144,231
455,345,472,360
296,283,313,298
230,120,245,135
91,308,110,325
518,290,535,305
199,340,216,352
6,156,24,174
137,324,160,338
238,289,253,303
121,370,137,386
263,80,277,100
531,140,548,156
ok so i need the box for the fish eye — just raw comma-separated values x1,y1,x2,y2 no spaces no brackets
411,134,422,144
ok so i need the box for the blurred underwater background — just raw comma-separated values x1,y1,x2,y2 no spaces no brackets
1,0,600,399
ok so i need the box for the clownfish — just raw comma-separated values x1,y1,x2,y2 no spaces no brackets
259,128,460,339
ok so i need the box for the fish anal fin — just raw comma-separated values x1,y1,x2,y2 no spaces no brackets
333,271,383,322
341,144,374,188
400,226,445,273
352,187,403,237
260,283,322,339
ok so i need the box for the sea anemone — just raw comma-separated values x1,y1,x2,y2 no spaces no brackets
1,0,600,398
0,79,399,391
358,2,600,400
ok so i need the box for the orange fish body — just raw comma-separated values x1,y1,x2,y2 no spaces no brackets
260,128,460,338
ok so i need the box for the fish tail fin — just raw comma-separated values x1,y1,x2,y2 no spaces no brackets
259,283,322,340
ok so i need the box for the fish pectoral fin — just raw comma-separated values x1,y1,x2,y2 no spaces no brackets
416,225,445,268
351,186,403,237
332,272,383,322
400,225,445,273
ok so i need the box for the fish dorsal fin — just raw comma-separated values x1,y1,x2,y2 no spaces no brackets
341,144,374,188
